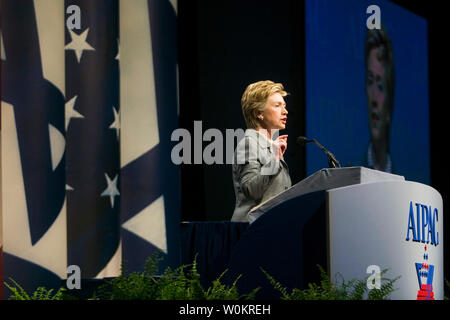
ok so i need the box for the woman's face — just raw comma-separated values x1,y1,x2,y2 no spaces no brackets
260,92,288,131
366,47,390,143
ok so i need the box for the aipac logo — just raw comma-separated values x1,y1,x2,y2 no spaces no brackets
405,201,439,300
415,245,434,300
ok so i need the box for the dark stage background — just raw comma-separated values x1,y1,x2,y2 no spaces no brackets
178,0,306,222
177,0,449,282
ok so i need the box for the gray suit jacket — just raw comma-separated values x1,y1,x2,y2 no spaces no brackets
231,129,292,222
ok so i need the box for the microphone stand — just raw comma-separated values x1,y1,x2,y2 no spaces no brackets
310,139,340,168
297,137,341,168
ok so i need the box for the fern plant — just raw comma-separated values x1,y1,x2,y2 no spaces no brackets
4,254,405,300
92,252,257,300
444,279,450,300
4,278,67,300
262,265,400,300
205,271,259,300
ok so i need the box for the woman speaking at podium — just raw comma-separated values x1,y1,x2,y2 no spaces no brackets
231,80,292,222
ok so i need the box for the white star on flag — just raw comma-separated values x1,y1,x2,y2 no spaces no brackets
109,106,120,140
65,27,95,63
115,39,120,61
65,95,84,131
101,173,120,208
1,30,6,61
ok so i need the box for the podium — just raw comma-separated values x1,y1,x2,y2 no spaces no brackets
224,167,444,300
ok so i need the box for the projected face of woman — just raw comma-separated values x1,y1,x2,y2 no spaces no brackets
366,47,390,144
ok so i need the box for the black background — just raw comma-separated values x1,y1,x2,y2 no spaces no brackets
178,0,306,222
177,0,449,283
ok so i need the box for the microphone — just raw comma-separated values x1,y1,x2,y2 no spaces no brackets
297,136,341,168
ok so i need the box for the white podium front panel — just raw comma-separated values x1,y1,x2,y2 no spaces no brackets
328,181,443,300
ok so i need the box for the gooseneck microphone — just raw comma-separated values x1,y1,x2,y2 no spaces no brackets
297,136,341,168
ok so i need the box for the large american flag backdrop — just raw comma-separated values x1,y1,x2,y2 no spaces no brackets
0,0,180,298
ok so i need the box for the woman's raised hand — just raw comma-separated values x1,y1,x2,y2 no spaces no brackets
273,135,288,160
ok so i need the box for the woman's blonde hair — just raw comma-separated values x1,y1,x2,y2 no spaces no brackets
241,80,287,129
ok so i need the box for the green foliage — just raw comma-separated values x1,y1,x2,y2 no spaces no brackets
92,252,258,300
262,265,400,300
445,278,450,300
4,278,67,300
205,271,259,300
3,253,406,301
366,269,400,300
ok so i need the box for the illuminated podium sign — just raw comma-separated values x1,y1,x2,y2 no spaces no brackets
328,180,443,300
